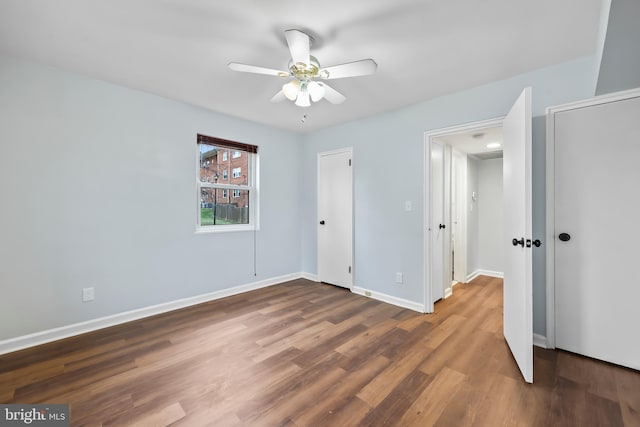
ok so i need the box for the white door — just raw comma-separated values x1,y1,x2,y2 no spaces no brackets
553,94,640,370
443,145,452,296
431,141,445,302
318,148,353,288
503,88,533,383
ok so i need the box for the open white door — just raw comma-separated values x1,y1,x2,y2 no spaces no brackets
318,148,353,288
502,87,533,383
430,141,445,302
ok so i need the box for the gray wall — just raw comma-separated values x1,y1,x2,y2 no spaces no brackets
0,54,302,340
478,158,504,273
596,0,640,95
301,56,597,335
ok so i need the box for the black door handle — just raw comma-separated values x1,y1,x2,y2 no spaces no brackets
526,239,542,248
439,224,446,229
512,237,524,247
319,220,325,225
558,233,570,242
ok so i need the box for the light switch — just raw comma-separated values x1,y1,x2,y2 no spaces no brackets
404,200,412,212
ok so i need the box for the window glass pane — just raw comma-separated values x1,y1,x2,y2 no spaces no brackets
200,188,249,225
199,143,249,185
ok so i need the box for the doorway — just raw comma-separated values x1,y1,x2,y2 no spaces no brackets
317,148,353,289
425,118,505,310
425,89,534,383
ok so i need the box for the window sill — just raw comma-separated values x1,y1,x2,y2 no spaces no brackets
195,225,260,234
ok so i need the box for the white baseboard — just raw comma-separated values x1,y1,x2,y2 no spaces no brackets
533,333,547,349
444,287,453,299
0,272,304,356
352,286,424,313
301,272,320,282
466,269,504,282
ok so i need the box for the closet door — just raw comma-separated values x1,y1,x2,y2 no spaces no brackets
553,93,640,370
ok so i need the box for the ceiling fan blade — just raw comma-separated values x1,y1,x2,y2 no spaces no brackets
320,83,346,104
319,59,377,79
284,29,310,67
270,90,287,103
228,62,290,77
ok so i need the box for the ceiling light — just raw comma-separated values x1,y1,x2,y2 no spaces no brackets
308,81,325,102
486,142,501,149
295,87,311,107
282,79,301,101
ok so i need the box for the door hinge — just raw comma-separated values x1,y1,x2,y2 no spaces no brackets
348,159,351,166
348,266,351,274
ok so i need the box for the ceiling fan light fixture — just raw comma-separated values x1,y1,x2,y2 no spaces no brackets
295,87,311,107
282,79,300,101
308,81,325,102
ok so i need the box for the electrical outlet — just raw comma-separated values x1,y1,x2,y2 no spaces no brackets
82,287,95,302
395,272,404,284
404,200,412,212
365,291,372,297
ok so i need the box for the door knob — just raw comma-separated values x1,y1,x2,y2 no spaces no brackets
558,233,570,242
319,220,325,225
526,239,542,248
439,224,446,229
512,237,524,247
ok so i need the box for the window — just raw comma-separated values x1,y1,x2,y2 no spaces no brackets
197,134,258,231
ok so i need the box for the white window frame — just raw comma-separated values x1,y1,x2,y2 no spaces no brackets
222,151,228,161
232,167,241,178
222,170,228,180
196,142,259,233
232,150,241,159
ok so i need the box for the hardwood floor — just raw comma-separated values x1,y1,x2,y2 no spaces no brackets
1,276,639,426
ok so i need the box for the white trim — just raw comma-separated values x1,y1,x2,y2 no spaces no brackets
466,269,504,282
0,272,303,356
352,286,425,313
424,117,505,314
533,333,547,349
301,272,320,282
443,287,452,299
544,87,640,350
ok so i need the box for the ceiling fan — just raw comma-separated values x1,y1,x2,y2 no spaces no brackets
228,29,377,107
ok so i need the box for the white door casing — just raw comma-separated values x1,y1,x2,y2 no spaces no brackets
502,87,533,383
547,90,640,370
317,148,353,288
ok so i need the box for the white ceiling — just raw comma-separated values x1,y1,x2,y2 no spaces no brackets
436,126,503,155
0,0,603,133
